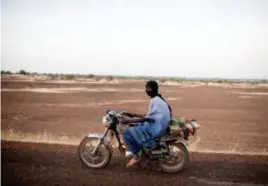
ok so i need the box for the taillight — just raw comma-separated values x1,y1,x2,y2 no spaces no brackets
185,123,196,136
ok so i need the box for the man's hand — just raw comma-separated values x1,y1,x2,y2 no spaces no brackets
122,112,134,117
123,112,145,118
119,115,154,125
119,116,131,124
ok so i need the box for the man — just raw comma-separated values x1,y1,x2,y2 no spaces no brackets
119,80,172,167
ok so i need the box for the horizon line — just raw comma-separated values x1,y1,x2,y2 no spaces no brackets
1,69,268,81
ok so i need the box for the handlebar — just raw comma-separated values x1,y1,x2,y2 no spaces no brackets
115,112,126,118
107,110,128,119
107,110,138,122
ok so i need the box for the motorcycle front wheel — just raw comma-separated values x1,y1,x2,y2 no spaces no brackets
78,137,112,168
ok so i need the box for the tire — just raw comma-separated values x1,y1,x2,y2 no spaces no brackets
78,137,112,168
159,143,189,173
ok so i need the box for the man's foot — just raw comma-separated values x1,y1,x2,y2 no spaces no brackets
126,156,140,168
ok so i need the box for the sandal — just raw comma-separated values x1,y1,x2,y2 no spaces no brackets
126,156,140,168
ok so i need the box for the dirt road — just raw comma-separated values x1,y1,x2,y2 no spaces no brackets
2,141,268,186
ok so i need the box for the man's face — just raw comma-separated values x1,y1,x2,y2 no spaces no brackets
145,86,153,97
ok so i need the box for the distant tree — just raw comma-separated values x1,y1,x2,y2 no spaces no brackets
1,70,12,75
19,69,28,75
87,74,95,79
261,79,268,84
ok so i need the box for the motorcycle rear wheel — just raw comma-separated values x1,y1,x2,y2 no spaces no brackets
159,143,189,173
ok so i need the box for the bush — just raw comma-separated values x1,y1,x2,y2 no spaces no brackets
31,72,38,76
251,81,259,85
200,79,209,83
47,73,57,80
261,79,268,84
159,78,167,83
217,80,224,84
87,74,95,79
64,74,75,80
94,76,102,81
1,70,12,75
105,76,114,81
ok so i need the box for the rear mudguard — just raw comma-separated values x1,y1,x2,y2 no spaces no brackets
87,133,113,154
165,138,188,149
174,139,188,149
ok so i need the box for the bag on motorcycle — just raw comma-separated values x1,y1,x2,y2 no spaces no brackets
170,117,196,140
170,118,186,129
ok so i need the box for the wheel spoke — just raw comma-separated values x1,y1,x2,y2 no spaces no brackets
93,157,96,164
79,137,111,168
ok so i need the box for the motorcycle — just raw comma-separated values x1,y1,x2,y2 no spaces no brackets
78,110,201,173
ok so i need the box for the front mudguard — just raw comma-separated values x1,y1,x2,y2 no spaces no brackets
87,132,113,154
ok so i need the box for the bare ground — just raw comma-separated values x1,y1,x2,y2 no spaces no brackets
1,79,268,185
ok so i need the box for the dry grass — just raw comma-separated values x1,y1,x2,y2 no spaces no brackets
30,100,149,108
2,74,268,88
1,87,144,93
1,129,80,145
2,129,268,156
233,91,268,96
238,96,261,99
1,87,181,94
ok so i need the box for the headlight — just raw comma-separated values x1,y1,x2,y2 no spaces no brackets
102,116,107,124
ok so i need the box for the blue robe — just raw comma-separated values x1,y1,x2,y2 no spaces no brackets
123,96,171,153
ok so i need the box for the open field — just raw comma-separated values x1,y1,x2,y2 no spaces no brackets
1,76,268,185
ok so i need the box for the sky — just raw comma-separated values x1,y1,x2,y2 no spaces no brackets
1,0,268,79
